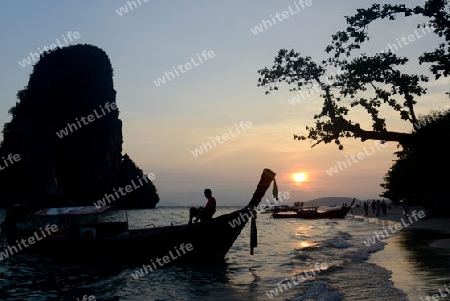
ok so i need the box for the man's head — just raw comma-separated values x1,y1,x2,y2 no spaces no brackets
204,189,212,198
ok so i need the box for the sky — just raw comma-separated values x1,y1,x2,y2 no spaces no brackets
0,1,448,206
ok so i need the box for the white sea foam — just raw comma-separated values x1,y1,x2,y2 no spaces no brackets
292,280,343,301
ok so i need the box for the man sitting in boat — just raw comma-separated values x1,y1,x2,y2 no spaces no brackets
188,189,216,224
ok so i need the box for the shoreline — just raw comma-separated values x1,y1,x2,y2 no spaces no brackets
352,204,450,300
351,205,450,250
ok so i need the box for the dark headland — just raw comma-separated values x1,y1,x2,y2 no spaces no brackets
0,44,159,209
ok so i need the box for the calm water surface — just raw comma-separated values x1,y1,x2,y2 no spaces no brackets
0,207,449,301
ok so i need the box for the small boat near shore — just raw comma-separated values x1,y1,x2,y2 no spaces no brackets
261,201,304,213
0,168,277,263
261,205,295,214
271,199,355,219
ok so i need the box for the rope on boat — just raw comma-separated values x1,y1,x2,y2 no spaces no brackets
250,212,257,255
271,175,278,201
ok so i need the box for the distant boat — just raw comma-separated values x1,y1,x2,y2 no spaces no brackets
261,201,303,213
271,199,355,219
0,169,277,262
261,205,295,213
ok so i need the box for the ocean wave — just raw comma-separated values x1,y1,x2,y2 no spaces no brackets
291,280,343,301
325,237,353,249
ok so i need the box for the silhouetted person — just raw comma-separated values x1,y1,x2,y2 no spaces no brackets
376,200,381,217
381,200,387,215
364,201,369,216
371,200,376,214
188,189,216,224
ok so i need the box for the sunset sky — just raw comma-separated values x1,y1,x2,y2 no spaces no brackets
1,1,448,206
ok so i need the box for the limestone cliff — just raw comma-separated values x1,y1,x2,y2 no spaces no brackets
0,44,159,209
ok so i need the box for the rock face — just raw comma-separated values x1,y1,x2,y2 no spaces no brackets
0,44,159,209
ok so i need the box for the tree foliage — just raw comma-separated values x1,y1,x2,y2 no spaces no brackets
380,110,450,205
258,0,450,150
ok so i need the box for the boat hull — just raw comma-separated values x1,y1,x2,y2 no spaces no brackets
2,168,277,264
4,208,252,263
271,207,351,219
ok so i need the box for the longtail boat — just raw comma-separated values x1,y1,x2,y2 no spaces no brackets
0,168,277,263
271,198,355,219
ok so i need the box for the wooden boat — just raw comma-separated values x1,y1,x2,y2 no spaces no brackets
261,201,304,214
261,205,294,214
0,168,277,263
271,199,355,219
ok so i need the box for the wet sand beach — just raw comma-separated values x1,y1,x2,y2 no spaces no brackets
352,204,450,300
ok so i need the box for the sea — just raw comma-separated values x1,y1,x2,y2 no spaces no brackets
1,206,450,301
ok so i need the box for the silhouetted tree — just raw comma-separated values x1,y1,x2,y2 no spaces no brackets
381,110,450,206
258,1,450,207
258,0,450,149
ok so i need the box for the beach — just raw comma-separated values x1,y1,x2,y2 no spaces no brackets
352,204,450,300
352,204,450,249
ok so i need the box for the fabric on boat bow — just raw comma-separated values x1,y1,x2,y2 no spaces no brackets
249,168,277,255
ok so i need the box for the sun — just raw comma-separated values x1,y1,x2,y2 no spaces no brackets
292,172,307,183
